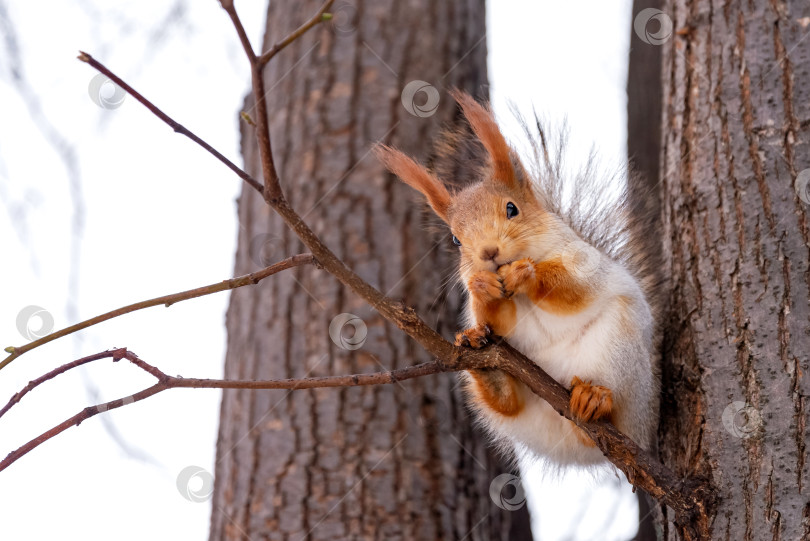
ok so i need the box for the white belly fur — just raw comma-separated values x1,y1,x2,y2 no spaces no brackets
462,263,656,468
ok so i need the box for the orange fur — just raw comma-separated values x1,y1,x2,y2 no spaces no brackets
463,270,517,337
472,299,516,338
466,269,504,301
467,369,525,417
569,376,613,423
451,90,516,188
571,383,617,448
454,322,491,348
498,257,593,315
374,144,452,222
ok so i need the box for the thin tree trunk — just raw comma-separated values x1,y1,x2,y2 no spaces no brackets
659,0,810,538
209,1,532,540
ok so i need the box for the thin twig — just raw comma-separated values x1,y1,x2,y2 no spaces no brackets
218,0,257,62
0,349,127,419
218,1,281,200
1,254,316,371
257,0,335,67
76,51,264,194
0,348,475,473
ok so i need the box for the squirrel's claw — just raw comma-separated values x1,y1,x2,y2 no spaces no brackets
455,323,492,349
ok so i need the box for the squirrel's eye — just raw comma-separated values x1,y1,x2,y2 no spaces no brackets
452,235,462,247
506,202,519,219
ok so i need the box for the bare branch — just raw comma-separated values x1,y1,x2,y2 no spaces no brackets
76,51,264,194
0,349,127,419
0,348,477,473
218,1,281,200
0,342,712,535
257,0,334,67
218,0,257,63
1,254,316,370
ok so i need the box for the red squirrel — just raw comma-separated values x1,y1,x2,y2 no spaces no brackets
375,91,661,466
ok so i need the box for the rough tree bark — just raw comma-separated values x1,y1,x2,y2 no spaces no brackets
209,1,532,540
658,0,810,538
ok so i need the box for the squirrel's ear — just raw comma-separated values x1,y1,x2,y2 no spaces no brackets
374,144,452,222
451,90,517,190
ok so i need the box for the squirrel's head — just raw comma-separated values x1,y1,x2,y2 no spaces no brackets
375,91,561,281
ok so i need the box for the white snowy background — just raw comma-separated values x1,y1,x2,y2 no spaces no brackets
0,1,640,539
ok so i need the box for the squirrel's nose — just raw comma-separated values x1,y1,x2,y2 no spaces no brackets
480,246,499,261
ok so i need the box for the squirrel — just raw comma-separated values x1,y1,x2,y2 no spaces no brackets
375,90,662,467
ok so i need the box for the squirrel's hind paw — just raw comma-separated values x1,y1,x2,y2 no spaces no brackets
569,376,613,422
455,323,492,349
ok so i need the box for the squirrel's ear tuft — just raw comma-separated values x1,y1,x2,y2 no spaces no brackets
374,143,451,222
450,90,517,190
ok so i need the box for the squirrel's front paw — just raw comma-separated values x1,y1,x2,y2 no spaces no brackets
455,323,492,349
569,376,613,422
467,270,506,303
497,258,535,297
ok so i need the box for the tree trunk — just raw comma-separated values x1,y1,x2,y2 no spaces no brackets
658,0,810,538
628,1,665,539
209,1,531,540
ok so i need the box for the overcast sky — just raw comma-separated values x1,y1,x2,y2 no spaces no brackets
0,1,638,539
